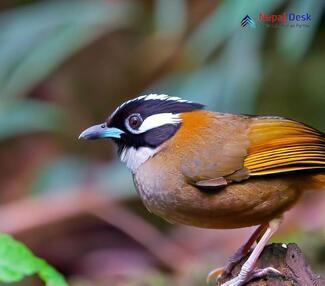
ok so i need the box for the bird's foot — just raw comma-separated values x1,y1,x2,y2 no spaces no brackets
207,245,248,283
208,220,282,285
219,266,281,286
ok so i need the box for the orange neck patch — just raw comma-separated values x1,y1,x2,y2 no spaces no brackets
167,110,211,146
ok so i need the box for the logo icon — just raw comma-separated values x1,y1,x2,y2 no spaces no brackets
241,15,256,28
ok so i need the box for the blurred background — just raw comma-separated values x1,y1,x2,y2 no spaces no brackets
0,0,325,285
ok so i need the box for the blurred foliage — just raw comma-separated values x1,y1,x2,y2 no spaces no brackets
301,229,325,274
0,0,137,99
0,233,67,286
0,99,64,140
0,0,324,285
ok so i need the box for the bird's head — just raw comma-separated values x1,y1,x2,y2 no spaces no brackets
79,94,204,172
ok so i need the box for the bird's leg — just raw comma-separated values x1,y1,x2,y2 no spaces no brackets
207,223,268,283
219,218,282,286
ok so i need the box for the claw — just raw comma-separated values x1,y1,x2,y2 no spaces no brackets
220,267,282,286
206,267,224,284
252,266,281,278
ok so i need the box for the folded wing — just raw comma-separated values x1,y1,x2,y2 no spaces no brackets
245,117,325,176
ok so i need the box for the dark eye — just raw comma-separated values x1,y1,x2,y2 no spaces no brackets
128,114,142,129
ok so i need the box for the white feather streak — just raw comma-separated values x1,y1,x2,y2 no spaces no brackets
120,146,158,172
111,94,191,118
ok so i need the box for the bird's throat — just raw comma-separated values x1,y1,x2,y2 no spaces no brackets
119,146,159,172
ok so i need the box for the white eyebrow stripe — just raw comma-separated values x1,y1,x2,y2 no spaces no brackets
139,113,181,132
125,113,181,134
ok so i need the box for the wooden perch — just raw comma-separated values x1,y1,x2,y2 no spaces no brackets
218,243,325,286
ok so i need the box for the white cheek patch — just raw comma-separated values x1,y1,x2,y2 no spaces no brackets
120,146,159,172
125,113,181,134
139,113,181,132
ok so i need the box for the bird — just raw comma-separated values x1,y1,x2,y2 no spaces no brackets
79,94,325,286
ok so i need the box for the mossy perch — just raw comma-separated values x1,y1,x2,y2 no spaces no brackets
217,243,325,286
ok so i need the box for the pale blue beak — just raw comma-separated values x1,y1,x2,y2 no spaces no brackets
78,124,124,140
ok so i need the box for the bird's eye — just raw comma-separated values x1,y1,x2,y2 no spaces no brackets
128,114,142,130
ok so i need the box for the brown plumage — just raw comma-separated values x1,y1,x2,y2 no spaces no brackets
79,95,325,286
134,110,324,229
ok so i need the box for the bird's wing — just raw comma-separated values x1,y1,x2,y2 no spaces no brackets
193,116,325,190
245,117,325,176
178,111,325,190
177,112,252,190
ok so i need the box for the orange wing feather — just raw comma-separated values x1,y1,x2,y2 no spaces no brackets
245,117,325,176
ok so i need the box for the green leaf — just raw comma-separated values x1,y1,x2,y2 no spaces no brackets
0,233,68,285
0,99,65,140
0,0,138,98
